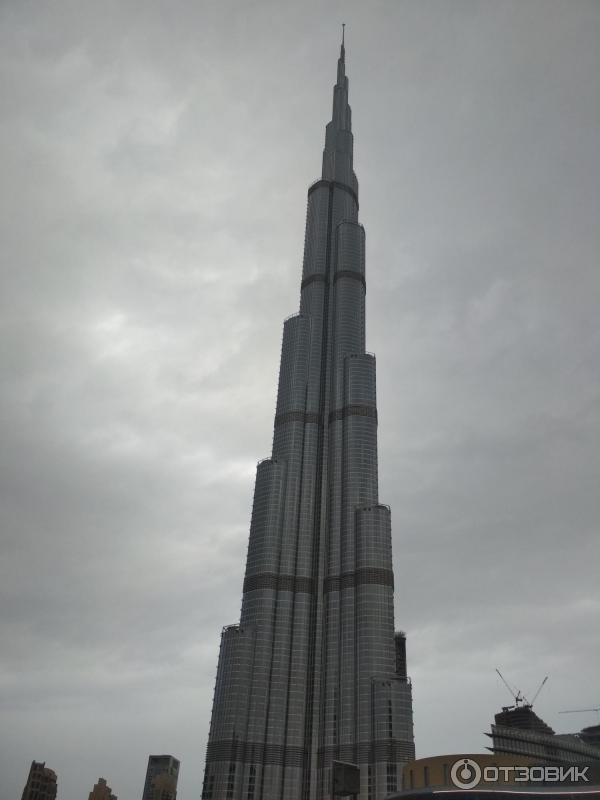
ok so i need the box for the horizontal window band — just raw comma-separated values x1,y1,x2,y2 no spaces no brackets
244,569,392,595
206,740,415,770
205,740,307,768
301,270,366,291
334,269,366,290
328,404,377,423
307,178,359,208
316,739,416,768
324,567,394,593
300,273,327,290
274,410,323,428
275,407,376,427
243,572,315,594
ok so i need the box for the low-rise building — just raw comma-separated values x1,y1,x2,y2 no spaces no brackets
401,753,538,792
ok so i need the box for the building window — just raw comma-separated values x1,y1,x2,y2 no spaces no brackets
424,766,430,787
226,763,236,800
409,769,414,789
247,765,256,800
368,765,373,800
386,764,397,794
201,773,214,800
443,763,449,786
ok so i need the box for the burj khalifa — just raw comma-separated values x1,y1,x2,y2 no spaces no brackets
202,35,415,800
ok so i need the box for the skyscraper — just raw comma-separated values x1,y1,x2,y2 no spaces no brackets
202,36,414,800
20,761,57,800
142,755,180,800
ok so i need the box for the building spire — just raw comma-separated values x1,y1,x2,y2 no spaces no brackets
336,25,346,87
338,24,345,75
324,23,354,183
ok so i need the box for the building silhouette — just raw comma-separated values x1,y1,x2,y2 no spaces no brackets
486,706,600,764
142,755,179,800
88,777,117,800
202,35,414,800
20,761,57,800
581,725,600,749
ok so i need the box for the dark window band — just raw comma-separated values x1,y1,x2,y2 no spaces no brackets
323,567,394,593
302,271,366,291
316,739,415,767
300,273,327,290
328,404,377,424
334,269,366,290
274,410,323,428
307,178,359,208
243,572,315,594
206,740,307,768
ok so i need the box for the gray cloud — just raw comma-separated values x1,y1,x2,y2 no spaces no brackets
1,1,599,799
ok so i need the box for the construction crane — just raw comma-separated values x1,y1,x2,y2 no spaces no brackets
496,668,528,710
559,706,600,722
495,669,549,712
529,675,549,706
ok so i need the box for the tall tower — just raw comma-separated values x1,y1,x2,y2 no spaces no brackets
202,36,414,800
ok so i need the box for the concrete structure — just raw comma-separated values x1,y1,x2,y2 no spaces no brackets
20,761,57,800
202,35,414,800
580,725,600,750
486,706,600,765
142,756,179,800
89,778,117,800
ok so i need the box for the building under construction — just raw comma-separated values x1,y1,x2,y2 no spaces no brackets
581,726,600,749
486,705,600,765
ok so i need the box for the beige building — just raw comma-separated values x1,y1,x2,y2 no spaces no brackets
402,753,539,791
88,777,117,800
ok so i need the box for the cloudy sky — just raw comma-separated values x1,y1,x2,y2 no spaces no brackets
1,1,599,798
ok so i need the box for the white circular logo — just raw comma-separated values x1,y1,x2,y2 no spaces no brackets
450,758,482,789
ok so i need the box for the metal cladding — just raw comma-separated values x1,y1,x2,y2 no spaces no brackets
202,40,415,800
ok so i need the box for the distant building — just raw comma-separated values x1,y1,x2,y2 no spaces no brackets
494,705,555,736
142,755,180,800
21,761,57,800
88,777,117,800
486,705,600,764
581,725,600,749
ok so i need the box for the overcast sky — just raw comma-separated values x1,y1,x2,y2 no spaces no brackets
1,1,599,799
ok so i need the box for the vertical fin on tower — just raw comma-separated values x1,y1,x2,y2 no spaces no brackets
275,314,311,419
